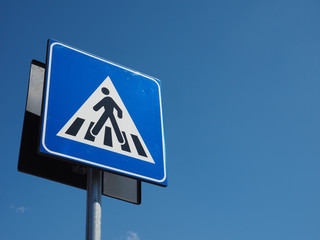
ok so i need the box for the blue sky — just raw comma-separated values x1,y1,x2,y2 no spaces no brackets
1,0,320,239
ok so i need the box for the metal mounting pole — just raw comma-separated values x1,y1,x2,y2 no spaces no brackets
86,167,102,240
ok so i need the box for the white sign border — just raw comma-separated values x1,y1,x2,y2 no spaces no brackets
41,41,167,185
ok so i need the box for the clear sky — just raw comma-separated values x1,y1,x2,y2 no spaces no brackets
1,0,320,239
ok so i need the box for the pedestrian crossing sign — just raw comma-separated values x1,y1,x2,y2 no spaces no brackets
39,39,167,186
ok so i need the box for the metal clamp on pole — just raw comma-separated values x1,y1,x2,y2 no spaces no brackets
86,167,102,240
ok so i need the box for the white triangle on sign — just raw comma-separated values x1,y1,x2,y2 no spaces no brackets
57,76,155,164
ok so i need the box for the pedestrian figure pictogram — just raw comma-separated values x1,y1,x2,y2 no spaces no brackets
56,76,155,163
92,87,124,144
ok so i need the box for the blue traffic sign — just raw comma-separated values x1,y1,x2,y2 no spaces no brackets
40,39,167,186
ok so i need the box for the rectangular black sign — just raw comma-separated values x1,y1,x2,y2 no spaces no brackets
18,60,141,204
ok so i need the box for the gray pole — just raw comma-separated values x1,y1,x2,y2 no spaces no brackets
86,167,102,240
